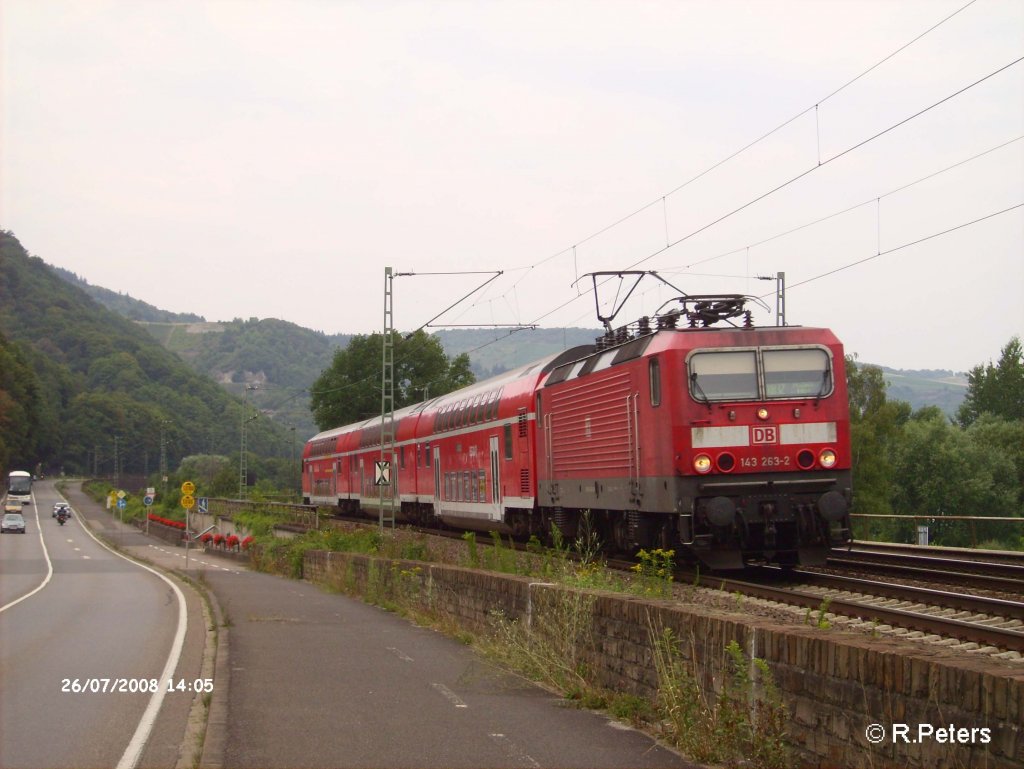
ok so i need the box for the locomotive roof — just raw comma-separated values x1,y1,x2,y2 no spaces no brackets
543,324,842,387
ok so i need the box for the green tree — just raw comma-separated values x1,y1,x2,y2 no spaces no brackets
845,356,910,537
310,330,474,430
892,408,1018,547
958,336,1024,426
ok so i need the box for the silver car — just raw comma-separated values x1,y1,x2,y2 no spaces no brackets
2,512,26,533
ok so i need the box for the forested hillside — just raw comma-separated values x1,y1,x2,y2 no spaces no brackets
139,318,351,439
0,230,292,482
51,264,205,323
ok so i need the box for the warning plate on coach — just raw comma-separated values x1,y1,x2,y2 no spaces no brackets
374,461,391,486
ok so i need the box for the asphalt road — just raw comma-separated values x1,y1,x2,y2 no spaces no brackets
0,481,207,769
8,483,696,768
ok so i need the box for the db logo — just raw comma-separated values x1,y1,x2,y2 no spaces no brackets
751,426,778,444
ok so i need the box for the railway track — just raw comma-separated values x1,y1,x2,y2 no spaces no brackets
678,567,1024,656
825,541,1024,596
300,513,1024,654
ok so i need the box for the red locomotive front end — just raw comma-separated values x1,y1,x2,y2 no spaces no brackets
536,293,852,570
674,328,852,568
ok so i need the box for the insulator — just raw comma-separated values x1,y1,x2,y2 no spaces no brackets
744,311,753,328
638,316,651,335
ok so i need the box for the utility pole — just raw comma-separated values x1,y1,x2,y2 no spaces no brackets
239,385,259,500
757,271,787,326
380,267,514,533
289,425,297,498
380,268,396,530
775,271,786,327
159,420,169,498
113,436,120,487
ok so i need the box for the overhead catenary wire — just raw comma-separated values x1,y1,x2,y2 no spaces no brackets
758,203,1024,298
498,0,982,295
459,56,1024,350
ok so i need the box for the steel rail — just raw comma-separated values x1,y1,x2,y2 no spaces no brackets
690,572,1024,653
843,540,1024,567
824,556,1023,595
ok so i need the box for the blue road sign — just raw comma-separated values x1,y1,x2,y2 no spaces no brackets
117,498,127,510
198,497,208,514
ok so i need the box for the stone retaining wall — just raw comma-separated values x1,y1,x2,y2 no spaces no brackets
304,549,1023,769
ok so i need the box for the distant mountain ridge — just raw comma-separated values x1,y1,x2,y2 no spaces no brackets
50,265,206,323
0,231,293,478
49,265,968,425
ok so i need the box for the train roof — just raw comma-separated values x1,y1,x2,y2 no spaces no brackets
418,345,594,411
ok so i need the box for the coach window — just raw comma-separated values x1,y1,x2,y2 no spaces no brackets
425,442,431,467
763,348,832,399
400,445,405,469
504,424,513,460
688,350,758,401
649,357,661,406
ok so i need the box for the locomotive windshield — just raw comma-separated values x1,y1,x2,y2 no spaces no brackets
688,346,832,402
762,348,831,398
688,351,758,400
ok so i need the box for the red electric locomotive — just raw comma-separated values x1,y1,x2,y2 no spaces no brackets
303,291,852,569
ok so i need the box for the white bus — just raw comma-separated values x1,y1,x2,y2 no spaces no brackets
7,471,32,505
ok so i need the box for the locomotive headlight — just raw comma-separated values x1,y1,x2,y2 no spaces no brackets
756,408,769,420
693,454,713,474
819,449,837,469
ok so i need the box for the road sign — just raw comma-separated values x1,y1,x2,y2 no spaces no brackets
117,489,127,499
181,494,195,510
374,460,391,486
181,481,196,496
198,497,208,514
143,494,155,506
117,498,127,510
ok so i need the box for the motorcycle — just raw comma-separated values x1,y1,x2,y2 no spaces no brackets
57,511,69,526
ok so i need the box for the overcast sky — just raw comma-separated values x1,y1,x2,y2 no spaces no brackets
2,0,1022,372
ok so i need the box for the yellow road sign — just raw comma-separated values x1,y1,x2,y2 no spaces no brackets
181,481,196,496
181,494,195,509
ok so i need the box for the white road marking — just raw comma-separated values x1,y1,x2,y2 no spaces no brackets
489,733,541,768
66,496,189,769
431,682,468,709
0,494,54,614
387,647,414,662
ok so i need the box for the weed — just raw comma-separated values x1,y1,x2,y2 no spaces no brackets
648,620,790,769
462,531,479,568
482,588,597,697
631,548,675,598
815,598,832,630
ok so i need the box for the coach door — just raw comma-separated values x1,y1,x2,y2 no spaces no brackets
489,435,501,513
432,446,441,506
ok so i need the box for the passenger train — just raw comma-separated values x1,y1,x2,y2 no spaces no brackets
303,293,852,569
